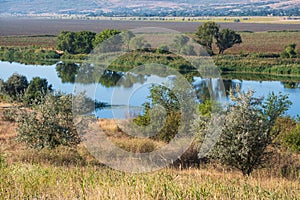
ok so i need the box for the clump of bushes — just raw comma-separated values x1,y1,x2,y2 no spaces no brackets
283,124,300,152
16,93,80,149
0,73,52,104
0,46,60,64
280,43,298,58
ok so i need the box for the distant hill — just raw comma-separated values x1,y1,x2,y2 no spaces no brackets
0,0,299,16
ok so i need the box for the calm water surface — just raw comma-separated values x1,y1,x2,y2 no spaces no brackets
1,61,299,118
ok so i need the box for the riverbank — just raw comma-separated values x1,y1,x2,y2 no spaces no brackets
0,111,299,199
1,31,300,76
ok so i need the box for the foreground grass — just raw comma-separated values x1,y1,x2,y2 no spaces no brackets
0,107,299,199
0,163,299,200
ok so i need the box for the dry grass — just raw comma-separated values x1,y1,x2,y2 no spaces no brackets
0,35,56,48
224,32,300,54
0,164,299,199
0,108,299,199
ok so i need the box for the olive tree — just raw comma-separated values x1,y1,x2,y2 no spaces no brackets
16,93,80,149
210,88,291,176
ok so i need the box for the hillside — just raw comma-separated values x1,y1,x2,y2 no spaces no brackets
1,0,300,17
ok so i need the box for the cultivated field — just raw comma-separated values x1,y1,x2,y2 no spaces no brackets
1,31,299,55
1,17,300,36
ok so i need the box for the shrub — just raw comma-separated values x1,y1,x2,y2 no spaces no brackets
280,43,298,58
2,73,28,101
2,108,18,122
283,125,300,152
156,44,169,54
208,87,291,176
23,77,52,105
16,93,80,149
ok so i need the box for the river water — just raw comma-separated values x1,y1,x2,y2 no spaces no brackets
1,61,299,118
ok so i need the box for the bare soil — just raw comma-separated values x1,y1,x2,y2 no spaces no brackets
1,17,300,36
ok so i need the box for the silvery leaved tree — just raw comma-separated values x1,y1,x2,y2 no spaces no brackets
199,87,291,176
16,93,80,149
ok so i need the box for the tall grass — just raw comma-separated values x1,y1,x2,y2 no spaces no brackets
0,164,299,199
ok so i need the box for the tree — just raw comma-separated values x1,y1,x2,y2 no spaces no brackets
133,84,181,142
210,88,291,176
196,22,242,55
0,78,5,93
16,93,80,149
283,124,300,152
56,31,76,54
173,35,190,52
74,31,96,54
56,30,96,54
23,77,52,105
120,30,135,51
196,22,220,55
216,28,242,54
3,73,28,101
93,29,121,47
280,43,298,58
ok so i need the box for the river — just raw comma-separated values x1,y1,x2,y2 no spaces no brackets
0,61,299,118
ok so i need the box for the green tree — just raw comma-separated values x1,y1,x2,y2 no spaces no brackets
180,45,196,56
211,88,291,176
56,30,96,54
56,31,76,54
74,31,96,54
173,35,190,52
3,73,28,101
216,28,242,54
23,77,52,105
196,22,220,55
134,84,180,142
93,29,121,47
120,30,135,50
16,93,80,149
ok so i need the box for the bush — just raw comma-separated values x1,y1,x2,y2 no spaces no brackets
156,44,169,54
16,93,80,149
23,77,52,105
133,85,181,143
208,87,291,176
2,73,28,101
283,125,300,152
2,108,18,122
280,43,298,58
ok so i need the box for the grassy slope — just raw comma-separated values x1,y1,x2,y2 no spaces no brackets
1,164,299,199
0,108,299,199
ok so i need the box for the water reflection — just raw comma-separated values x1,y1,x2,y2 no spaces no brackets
1,61,299,118
56,62,147,87
281,82,300,89
56,62,79,83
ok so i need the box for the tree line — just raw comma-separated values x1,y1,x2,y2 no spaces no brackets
56,22,242,55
